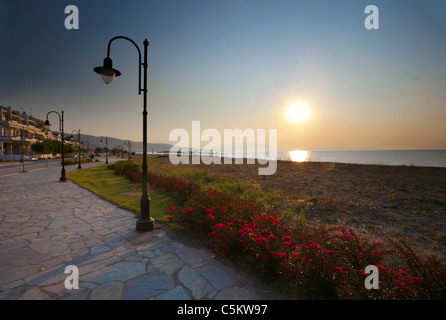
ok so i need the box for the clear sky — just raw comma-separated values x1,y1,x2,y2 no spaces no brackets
1,0,445,151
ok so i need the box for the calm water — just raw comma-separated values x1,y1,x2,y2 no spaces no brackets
280,149,446,168
220,150,446,168
176,149,446,168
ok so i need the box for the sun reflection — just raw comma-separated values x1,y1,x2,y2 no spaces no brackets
289,150,308,162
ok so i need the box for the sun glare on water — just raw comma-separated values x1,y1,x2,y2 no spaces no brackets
289,150,308,162
287,102,310,123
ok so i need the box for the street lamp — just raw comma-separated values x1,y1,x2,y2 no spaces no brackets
125,140,132,159
100,136,108,164
71,129,82,169
45,110,66,182
93,36,154,232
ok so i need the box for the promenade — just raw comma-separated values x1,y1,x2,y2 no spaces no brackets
0,159,282,300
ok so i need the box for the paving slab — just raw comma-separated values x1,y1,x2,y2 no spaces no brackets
0,160,284,300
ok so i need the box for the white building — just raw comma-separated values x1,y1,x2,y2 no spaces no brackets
0,106,63,161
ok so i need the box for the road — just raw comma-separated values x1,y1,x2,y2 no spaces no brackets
0,158,113,178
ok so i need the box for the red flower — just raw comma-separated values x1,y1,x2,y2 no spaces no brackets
284,241,296,249
167,216,173,223
333,266,347,274
255,236,268,246
403,286,413,296
277,252,287,260
291,252,300,259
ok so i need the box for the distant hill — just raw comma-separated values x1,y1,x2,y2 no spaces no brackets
73,133,173,154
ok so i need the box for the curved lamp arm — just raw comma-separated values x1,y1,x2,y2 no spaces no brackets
106,36,147,95
46,111,62,131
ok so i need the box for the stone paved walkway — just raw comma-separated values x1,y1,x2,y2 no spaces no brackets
0,161,283,300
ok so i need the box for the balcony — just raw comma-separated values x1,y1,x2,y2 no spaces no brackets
1,119,46,135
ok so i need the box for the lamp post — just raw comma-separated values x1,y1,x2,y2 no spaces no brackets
125,140,132,159
19,115,25,169
45,110,66,182
71,129,82,169
94,36,154,232
100,136,108,164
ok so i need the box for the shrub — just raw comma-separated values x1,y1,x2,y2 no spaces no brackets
148,172,201,200
160,177,446,300
108,160,139,175
62,158,92,166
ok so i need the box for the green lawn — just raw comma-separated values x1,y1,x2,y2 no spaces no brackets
66,164,174,222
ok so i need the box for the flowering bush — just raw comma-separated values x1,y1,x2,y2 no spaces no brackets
148,172,200,200
113,166,446,299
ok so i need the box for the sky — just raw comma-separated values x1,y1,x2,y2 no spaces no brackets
1,0,445,152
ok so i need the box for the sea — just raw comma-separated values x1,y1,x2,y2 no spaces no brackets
277,149,446,168
218,150,446,168
162,149,446,168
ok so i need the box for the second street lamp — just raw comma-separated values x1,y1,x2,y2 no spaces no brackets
45,110,67,182
100,136,108,164
94,36,154,232
71,129,82,169
125,140,132,160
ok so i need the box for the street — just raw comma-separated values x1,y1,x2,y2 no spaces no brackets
0,158,110,178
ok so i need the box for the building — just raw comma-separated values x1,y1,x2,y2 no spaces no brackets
0,106,65,161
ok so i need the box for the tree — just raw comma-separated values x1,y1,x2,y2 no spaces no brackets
31,140,75,155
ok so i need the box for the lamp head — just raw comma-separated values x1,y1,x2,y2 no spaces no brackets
44,120,51,131
94,57,121,84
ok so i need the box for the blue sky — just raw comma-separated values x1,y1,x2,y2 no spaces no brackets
1,0,445,151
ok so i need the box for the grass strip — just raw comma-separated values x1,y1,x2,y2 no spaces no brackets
66,164,174,222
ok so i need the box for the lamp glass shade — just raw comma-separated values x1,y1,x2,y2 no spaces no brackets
44,120,51,131
101,73,115,84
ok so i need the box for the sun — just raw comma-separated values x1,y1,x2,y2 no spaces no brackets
287,102,310,123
